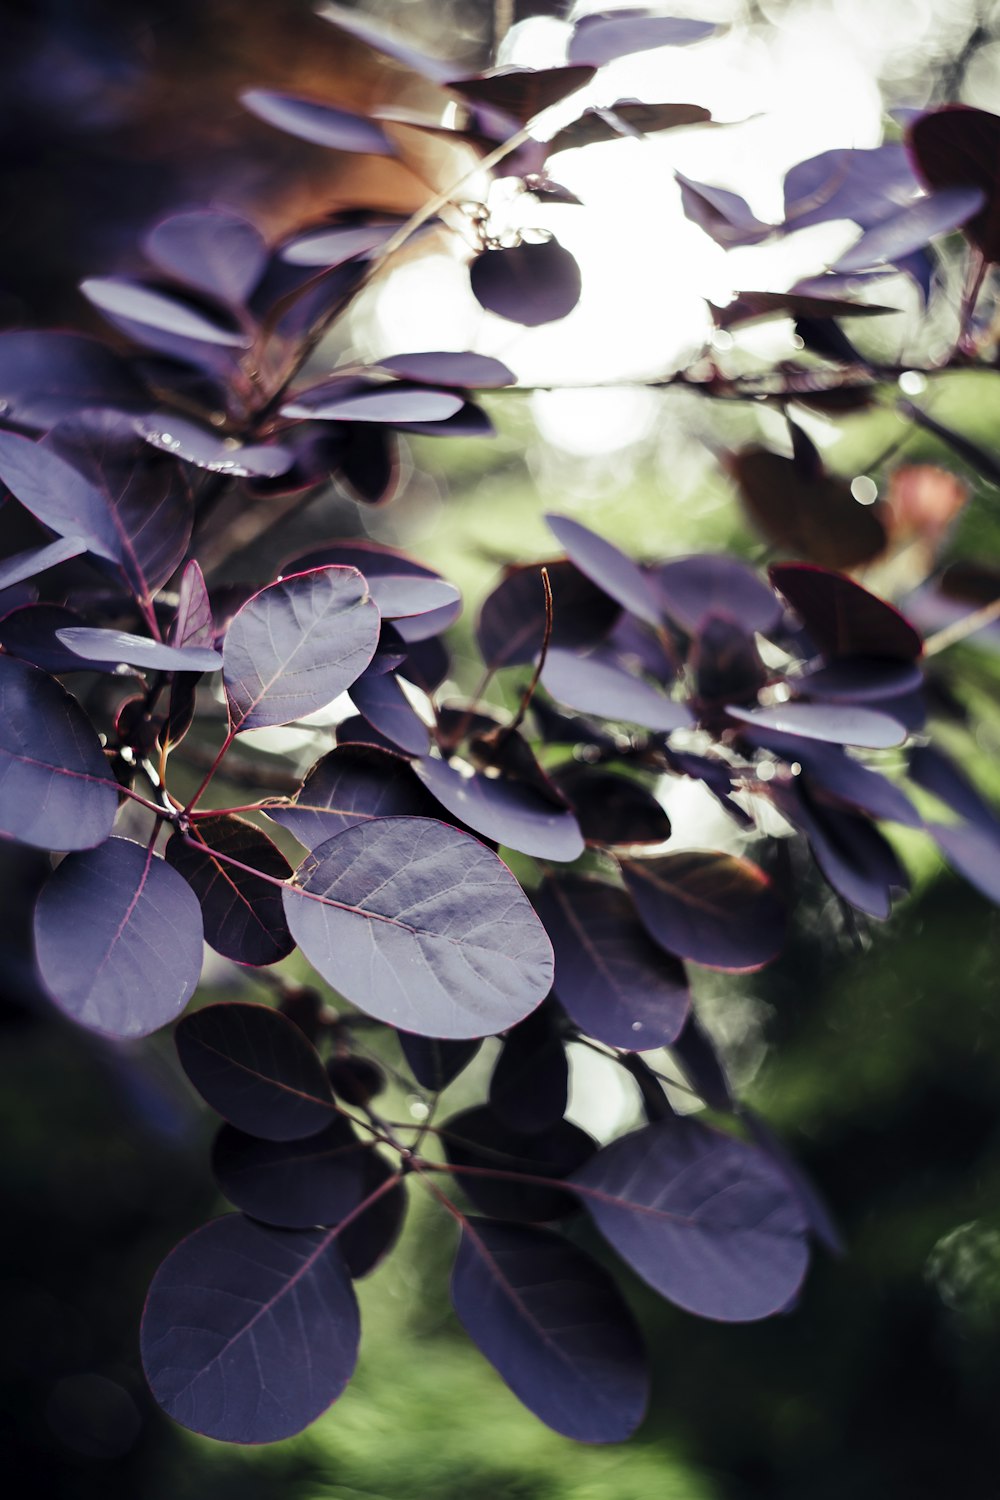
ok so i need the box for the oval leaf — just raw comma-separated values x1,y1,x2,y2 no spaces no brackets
166,818,294,966
379,351,514,388
56,627,221,673
413,755,585,862
224,567,380,731
282,817,553,1039
0,429,120,561
451,1219,648,1443
621,850,785,971
242,89,397,156
546,513,662,627
444,1106,596,1220
571,1117,810,1320
34,836,204,1038
569,9,716,66
271,744,440,849
141,1214,359,1443
477,560,620,670
213,1118,386,1230
726,701,906,749
144,209,267,305
470,239,581,326
543,648,692,732
769,562,922,661
81,277,251,348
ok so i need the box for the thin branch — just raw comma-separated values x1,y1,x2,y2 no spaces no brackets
923,594,1000,655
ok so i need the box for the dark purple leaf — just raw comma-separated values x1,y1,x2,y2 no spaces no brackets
336,714,402,753
135,412,293,478
0,536,87,591
412,755,584,861
141,1214,359,1442
81,277,251,348
44,408,194,597
670,1013,733,1112
675,172,773,249
768,562,922,661
283,379,463,424
908,105,1000,262
691,615,766,712
444,1107,596,1221
535,876,689,1049
399,1032,481,1090
908,743,1000,828
470,239,581,327
545,513,662,628
280,214,406,268
284,539,460,642
542,648,692,731
714,289,897,329
166,818,294,967
731,448,887,571
271,744,440,850
490,1004,568,1135
772,781,907,918
833,185,984,272
0,655,119,850
34,836,203,1038
571,1116,809,1320
0,429,120,562
900,402,1000,488
173,559,214,649
549,102,711,154
282,817,553,1039
743,1110,843,1256
212,1117,386,1229
622,849,785,971
784,144,920,232
224,567,380,732
0,330,142,430
56,627,221,673
320,0,456,84
742,729,920,827
929,821,1000,903
378,351,514,388
477,559,620,670
569,9,716,65
241,89,396,155
726,701,905,749
652,554,783,635
447,66,595,124
144,209,268,305
351,671,430,755
175,1002,338,1140
550,765,671,846
793,657,923,702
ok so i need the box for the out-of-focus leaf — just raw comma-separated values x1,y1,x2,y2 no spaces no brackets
470,239,581,326
241,90,397,156
622,849,785,971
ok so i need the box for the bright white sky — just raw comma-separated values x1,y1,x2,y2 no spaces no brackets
364,0,984,453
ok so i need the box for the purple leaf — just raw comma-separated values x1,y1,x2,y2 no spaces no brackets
571,1116,810,1320
241,89,396,156
731,449,887,572
652,554,783,635
545,513,662,628
135,412,293,478
908,105,1000,262
542,648,692,732
773,781,907,919
447,66,596,125
793,657,923,703
399,1032,481,1091
490,1004,568,1135
783,144,921,232
43,409,194,597
223,567,380,732
551,765,671,846
175,1002,337,1140
81,277,251,347
535,876,690,1049
909,744,1000,828
715,289,897,330
470,239,581,327
0,429,120,561
0,330,142,430
378,351,514,388
743,729,920,827
444,1107,596,1220
319,0,456,84
271,744,440,849
477,560,620,670
56,627,222,673
282,379,463,424
451,1219,648,1442
691,615,766,713
0,655,119,850
929,821,1000,903
280,216,406,268
34,836,203,1038
284,539,460,641
351,672,430,755
166,818,294,967
832,185,985,272
670,1013,733,1112
413,755,585,861
549,102,711,154
568,9,716,66
282,817,553,1039
727,701,905,749
141,1214,359,1442
769,562,922,662
675,172,774,249
144,209,268,306
363,574,460,621
173,559,215,649
621,850,785,971
0,536,87,591
212,1118,382,1229
742,1110,843,1256
0,604,103,675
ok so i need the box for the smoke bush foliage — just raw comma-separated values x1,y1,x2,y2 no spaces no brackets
4,0,1000,1447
